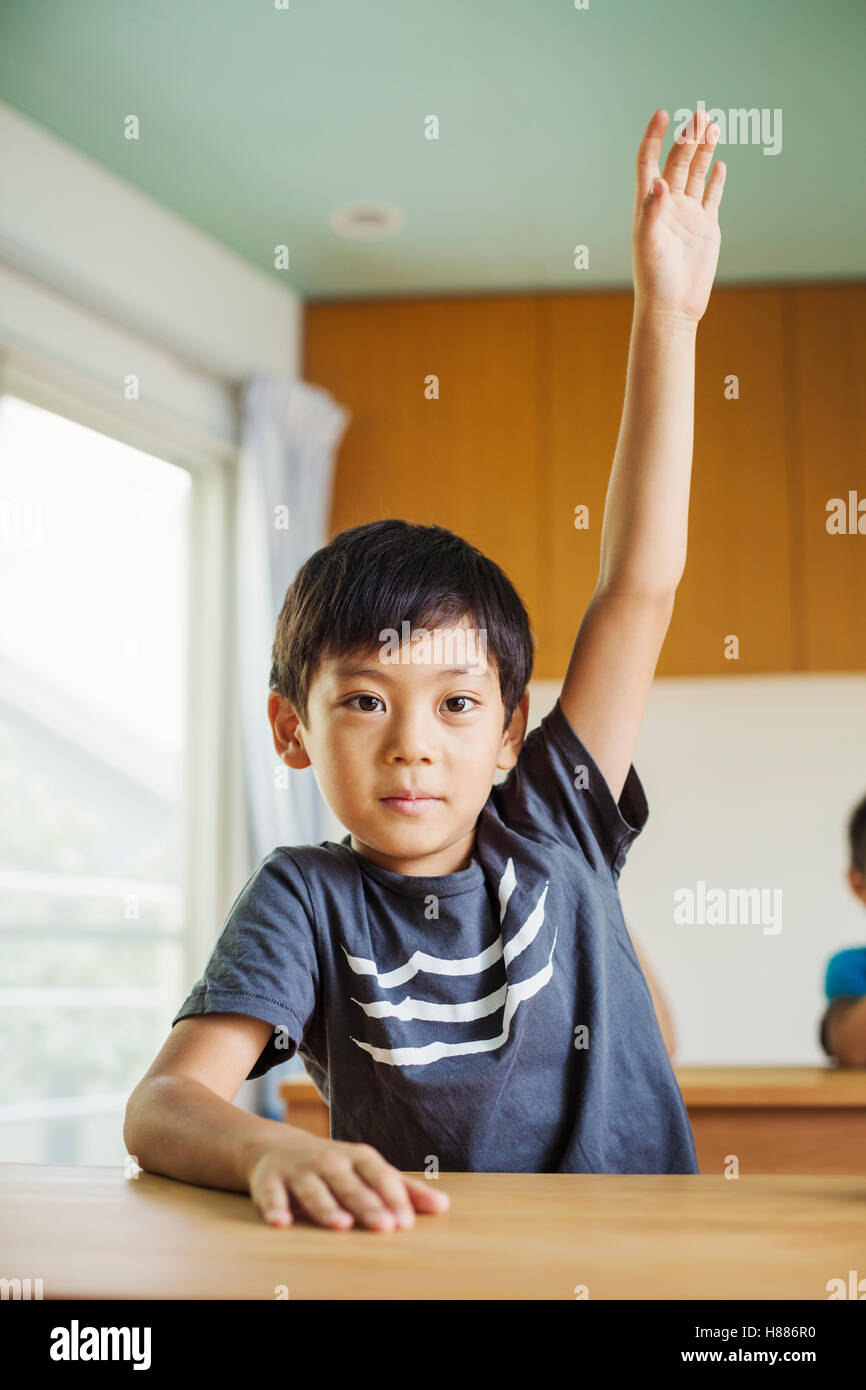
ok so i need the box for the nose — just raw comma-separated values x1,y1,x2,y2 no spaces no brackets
383,711,436,763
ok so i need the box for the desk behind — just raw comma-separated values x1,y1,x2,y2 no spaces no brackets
279,1066,866,1175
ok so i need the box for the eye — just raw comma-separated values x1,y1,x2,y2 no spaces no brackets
443,695,477,714
344,695,383,712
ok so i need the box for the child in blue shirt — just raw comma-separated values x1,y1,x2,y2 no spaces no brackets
125,108,727,1231
820,794,866,1064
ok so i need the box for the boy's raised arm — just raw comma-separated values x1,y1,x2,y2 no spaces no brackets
559,108,726,804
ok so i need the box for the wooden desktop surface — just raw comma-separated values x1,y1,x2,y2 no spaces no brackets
3,1163,865,1300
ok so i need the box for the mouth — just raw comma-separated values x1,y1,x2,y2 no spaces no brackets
379,795,441,816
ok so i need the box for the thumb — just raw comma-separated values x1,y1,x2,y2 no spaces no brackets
643,175,668,209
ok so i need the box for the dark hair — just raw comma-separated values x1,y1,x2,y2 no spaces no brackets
849,794,866,878
269,519,534,731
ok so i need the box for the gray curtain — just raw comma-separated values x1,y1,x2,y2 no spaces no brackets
236,372,349,1116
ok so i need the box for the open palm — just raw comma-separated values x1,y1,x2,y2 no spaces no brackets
633,108,727,324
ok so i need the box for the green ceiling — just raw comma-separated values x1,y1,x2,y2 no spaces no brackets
1,0,863,299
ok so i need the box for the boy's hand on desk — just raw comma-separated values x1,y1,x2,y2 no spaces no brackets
247,1133,450,1232
632,107,726,326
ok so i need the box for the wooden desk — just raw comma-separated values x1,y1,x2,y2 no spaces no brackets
281,1067,866,1175
677,1067,866,1176
3,1162,865,1300
280,1077,330,1138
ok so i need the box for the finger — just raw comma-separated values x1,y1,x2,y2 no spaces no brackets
663,109,712,196
684,120,720,199
320,1164,399,1230
401,1174,451,1212
253,1171,293,1228
640,174,668,218
702,159,727,215
353,1152,418,1227
289,1172,355,1229
634,108,669,207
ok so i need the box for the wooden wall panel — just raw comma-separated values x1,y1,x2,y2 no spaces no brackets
789,285,866,671
540,291,635,677
304,284,864,685
660,288,793,674
303,296,542,640
540,288,792,678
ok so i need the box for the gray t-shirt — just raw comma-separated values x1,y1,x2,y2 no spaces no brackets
172,697,698,1174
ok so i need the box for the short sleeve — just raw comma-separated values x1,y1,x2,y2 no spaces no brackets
825,948,866,1000
493,696,649,881
171,848,320,1080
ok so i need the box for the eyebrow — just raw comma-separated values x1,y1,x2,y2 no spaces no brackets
331,664,489,680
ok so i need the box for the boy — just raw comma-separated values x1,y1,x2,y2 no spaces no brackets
819,794,866,1065
124,108,727,1231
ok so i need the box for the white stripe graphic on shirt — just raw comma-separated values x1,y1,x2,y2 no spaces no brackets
349,878,548,1020
350,931,557,1066
342,938,503,988
345,858,553,1065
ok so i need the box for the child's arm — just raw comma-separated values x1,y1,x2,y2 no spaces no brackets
124,1015,449,1231
559,108,726,804
823,997,866,1066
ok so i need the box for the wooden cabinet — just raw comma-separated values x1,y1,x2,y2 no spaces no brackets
304,284,866,678
304,295,543,634
661,288,793,674
787,285,866,671
538,291,634,675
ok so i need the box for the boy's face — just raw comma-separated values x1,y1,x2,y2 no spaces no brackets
268,619,529,876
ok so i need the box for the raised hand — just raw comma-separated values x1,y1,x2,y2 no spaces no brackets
632,108,727,324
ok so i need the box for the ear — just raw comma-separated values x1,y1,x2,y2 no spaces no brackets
497,690,530,772
267,691,312,770
847,864,866,906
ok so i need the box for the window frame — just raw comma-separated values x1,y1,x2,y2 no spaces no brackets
0,353,239,1135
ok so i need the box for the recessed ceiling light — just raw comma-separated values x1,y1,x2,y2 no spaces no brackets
327,201,407,240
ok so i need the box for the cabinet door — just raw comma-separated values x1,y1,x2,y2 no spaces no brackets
789,285,866,671
661,288,792,673
543,288,793,677
304,296,542,635
540,291,634,677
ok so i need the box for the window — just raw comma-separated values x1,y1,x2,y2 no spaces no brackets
0,395,191,1162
